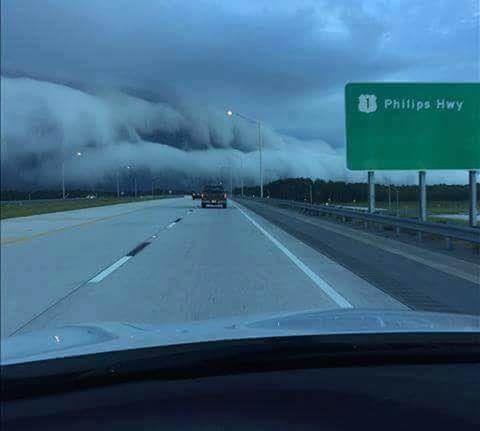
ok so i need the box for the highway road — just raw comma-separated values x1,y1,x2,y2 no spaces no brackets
1,197,478,339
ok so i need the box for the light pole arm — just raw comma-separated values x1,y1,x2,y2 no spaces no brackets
232,112,259,125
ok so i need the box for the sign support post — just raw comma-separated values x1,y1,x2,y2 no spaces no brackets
469,170,478,227
368,171,375,213
419,171,427,222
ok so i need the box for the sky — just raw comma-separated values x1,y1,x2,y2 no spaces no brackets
1,0,479,189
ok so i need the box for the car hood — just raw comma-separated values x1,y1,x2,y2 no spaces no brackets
2,308,479,365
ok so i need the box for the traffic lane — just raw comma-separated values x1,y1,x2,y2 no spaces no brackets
0,198,176,245
239,200,480,315
1,197,192,338
18,201,344,333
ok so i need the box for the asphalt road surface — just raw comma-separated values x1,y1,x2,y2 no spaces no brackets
1,197,478,339
238,199,480,314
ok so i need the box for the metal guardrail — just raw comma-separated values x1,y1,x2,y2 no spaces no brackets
238,197,480,249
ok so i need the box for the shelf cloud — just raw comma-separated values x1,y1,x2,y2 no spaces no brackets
1,0,477,189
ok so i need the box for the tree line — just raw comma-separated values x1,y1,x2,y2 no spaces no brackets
2,178,476,202
235,178,476,203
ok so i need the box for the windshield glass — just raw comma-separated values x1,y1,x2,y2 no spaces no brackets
1,0,479,364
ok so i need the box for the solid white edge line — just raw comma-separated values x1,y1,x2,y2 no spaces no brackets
233,201,353,308
88,256,132,283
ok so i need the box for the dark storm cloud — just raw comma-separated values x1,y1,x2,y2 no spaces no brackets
1,0,478,187
2,1,402,117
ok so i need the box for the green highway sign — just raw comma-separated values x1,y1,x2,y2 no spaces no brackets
345,83,480,170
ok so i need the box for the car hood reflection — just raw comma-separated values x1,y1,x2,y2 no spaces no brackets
2,308,479,364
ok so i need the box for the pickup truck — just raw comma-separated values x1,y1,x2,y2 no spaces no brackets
201,185,227,208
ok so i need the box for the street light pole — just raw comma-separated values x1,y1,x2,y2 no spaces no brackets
469,170,477,227
116,169,120,197
226,109,263,198
396,188,399,217
391,185,400,217
151,177,162,198
61,151,82,200
61,161,66,200
125,165,137,198
230,154,245,197
241,157,244,197
258,121,263,198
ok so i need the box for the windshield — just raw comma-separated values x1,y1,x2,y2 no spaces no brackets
1,0,479,365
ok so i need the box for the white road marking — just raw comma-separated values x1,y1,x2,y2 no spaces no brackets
88,256,132,283
233,202,353,308
89,216,180,284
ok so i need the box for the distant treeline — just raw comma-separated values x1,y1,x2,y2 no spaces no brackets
235,178,476,203
2,180,476,202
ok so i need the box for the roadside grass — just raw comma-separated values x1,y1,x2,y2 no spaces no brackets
340,200,471,215
328,200,477,227
0,196,167,220
427,216,470,227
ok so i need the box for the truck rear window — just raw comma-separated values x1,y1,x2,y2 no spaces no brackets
203,187,224,193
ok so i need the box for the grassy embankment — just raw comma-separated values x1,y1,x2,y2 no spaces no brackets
0,196,167,220
337,200,476,226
